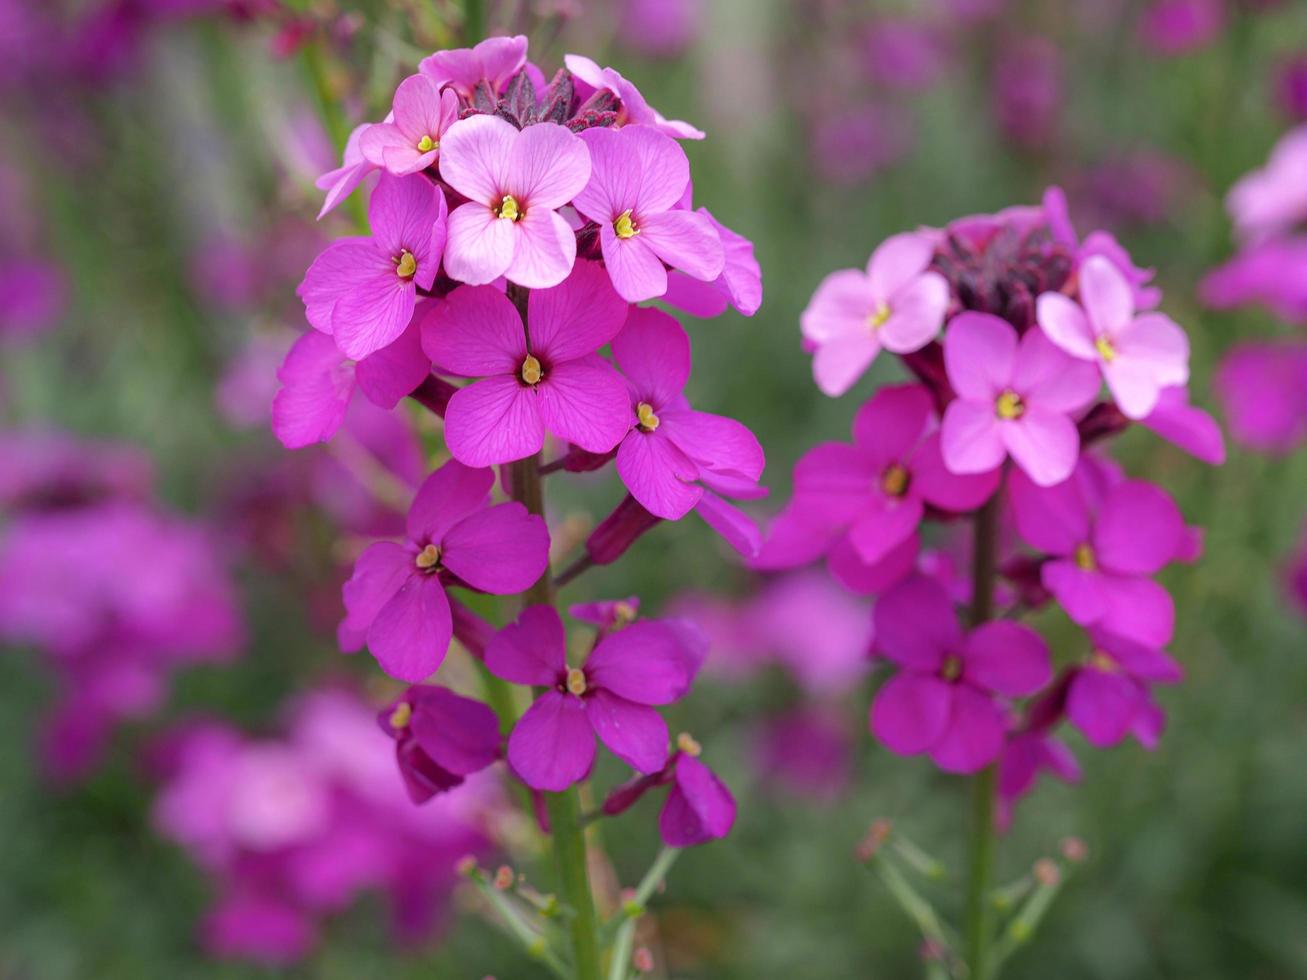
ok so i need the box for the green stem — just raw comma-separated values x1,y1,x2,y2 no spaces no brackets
964,492,1002,980
546,788,603,980
300,38,368,232
462,0,486,41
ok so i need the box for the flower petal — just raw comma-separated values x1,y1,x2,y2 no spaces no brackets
507,692,594,791
443,202,515,286
940,399,1006,475
930,685,1005,773
355,318,431,409
367,574,452,682
660,408,765,481
420,285,524,377
611,306,689,407
1067,668,1139,748
637,209,725,283
441,501,551,594
909,432,999,512
406,458,494,544
1094,480,1184,575
342,542,414,633
484,605,566,685
599,225,668,303
536,355,633,454
871,673,951,755
944,312,1016,398
660,755,736,846
851,383,934,465
616,429,701,520
585,620,695,705
443,376,544,467
866,232,933,299
527,259,628,362
874,574,961,669
1002,408,1080,487
505,208,577,290
812,330,881,398
586,690,669,773
1079,255,1134,335
437,114,515,204
1036,292,1098,361
331,274,416,362
272,331,354,448
409,686,501,775
963,621,1051,696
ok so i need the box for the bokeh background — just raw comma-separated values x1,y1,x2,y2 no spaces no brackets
3,0,1307,977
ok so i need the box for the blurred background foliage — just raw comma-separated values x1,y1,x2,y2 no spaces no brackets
3,0,1307,977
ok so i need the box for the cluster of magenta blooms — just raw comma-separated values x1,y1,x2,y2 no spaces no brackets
764,188,1222,817
282,36,758,846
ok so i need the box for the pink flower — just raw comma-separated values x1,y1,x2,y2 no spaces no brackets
486,606,697,791
870,576,1050,773
1200,237,1307,324
572,126,724,302
564,54,704,140
313,124,378,220
610,306,765,520
360,75,460,176
993,35,1063,149
940,312,1100,486
1226,127,1307,243
800,233,949,397
341,460,550,681
1010,464,1186,647
1139,385,1226,464
1213,341,1307,453
298,174,447,360
1038,255,1188,419
601,744,737,847
438,115,589,288
1139,0,1225,56
377,685,501,803
617,0,700,59
422,261,631,466
1066,630,1181,748
419,35,528,100
661,207,762,318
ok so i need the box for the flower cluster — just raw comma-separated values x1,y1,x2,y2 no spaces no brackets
765,187,1220,816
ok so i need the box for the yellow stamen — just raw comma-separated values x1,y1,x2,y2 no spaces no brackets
416,134,436,153
614,209,638,239
881,463,910,497
636,401,660,431
1089,650,1118,673
388,701,413,729
995,390,1025,420
520,354,543,385
1095,335,1117,362
497,194,521,221
612,600,637,628
415,543,441,570
566,667,587,696
395,249,417,279
676,732,702,757
1074,543,1097,571
868,301,891,330
940,654,963,682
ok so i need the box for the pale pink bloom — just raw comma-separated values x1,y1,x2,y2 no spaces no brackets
801,233,949,397
1037,255,1189,419
1227,126,1307,242
564,53,704,140
314,124,378,220
360,75,460,176
438,115,590,288
419,35,528,99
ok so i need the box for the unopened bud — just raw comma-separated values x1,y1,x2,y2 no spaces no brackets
1059,836,1088,863
1033,858,1060,887
855,819,893,862
455,855,479,877
633,947,655,972
493,865,515,891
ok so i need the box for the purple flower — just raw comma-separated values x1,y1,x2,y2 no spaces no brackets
360,74,460,176
660,206,762,318
314,124,378,220
1200,237,1307,324
1213,341,1307,453
601,740,736,847
1139,0,1225,56
564,54,704,140
298,174,447,361
1275,54,1307,122
940,311,1100,487
438,115,590,289
1226,127,1307,243
422,260,631,466
377,685,502,803
801,233,949,397
1066,630,1182,747
572,126,724,303
0,257,66,341
1139,385,1226,464
341,460,550,681
617,0,700,59
419,35,528,100
486,606,697,791
860,17,949,92
993,35,1063,149
611,306,765,521
870,576,1051,773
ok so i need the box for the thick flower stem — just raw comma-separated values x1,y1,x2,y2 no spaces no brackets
964,493,1001,980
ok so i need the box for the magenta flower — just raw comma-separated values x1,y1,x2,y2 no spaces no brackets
486,606,697,791
419,35,528,100
610,306,765,520
661,206,762,318
341,460,550,681
1139,385,1226,465
940,312,1100,487
1067,630,1182,748
314,124,379,220
601,742,737,847
1200,238,1307,325
1226,127,1307,243
564,54,704,140
1213,342,1307,452
1010,465,1186,647
1139,0,1224,56
1037,256,1189,419
788,384,998,565
800,233,949,397
377,685,501,803
438,115,589,289
298,174,447,361
572,126,724,303
870,576,1051,773
360,75,460,177
422,261,631,466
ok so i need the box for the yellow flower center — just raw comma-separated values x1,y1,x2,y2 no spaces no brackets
415,543,441,570
612,600,637,628
995,390,1025,420
636,401,660,431
1095,335,1117,362
614,209,638,239
520,354,543,385
676,732,702,757
395,250,417,279
416,134,436,153
1089,650,1118,672
1074,543,1097,571
881,463,910,497
940,654,963,682
497,194,522,221
868,301,891,330
388,701,413,729
566,667,587,696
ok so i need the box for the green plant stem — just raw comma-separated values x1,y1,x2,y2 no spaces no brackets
300,39,368,231
462,0,486,41
964,493,1001,980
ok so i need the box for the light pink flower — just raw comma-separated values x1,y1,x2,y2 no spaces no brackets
1227,126,1307,243
438,115,590,288
572,126,724,303
419,35,528,99
313,124,378,220
1037,256,1188,419
564,54,704,140
800,233,949,397
359,75,460,176
661,207,762,318
940,312,1100,486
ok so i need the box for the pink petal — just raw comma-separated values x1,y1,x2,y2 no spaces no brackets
627,126,692,213
1008,466,1090,556
612,306,689,407
1094,480,1184,575
586,620,695,704
443,376,544,467
909,432,999,512
751,501,842,570
441,501,551,594
800,269,875,344
484,605,566,685
1092,629,1183,683
944,312,1016,398
272,331,354,448
573,127,641,222
360,123,432,176
637,209,725,283
940,399,1006,475
599,225,668,303
354,319,430,409
437,114,515,205
506,120,591,210
1042,560,1109,624
504,208,577,290
1098,575,1175,647
585,690,669,773
536,355,632,454
1036,292,1098,361
879,273,949,354
660,408,765,481
812,330,882,398
409,686,501,775
298,239,375,334
616,428,701,520
851,383,933,465
1107,313,1190,419
1067,668,1138,748
420,285,525,377
694,490,763,557
1001,407,1080,487
331,273,416,362
792,442,879,524
661,755,736,846
828,532,918,595
391,74,446,141
1079,255,1134,334
848,496,923,565
367,573,452,682
443,202,516,285
527,259,628,362
367,173,441,264
406,458,494,545
342,541,414,633
866,232,934,299
1015,327,1102,413
871,673,951,755
963,621,1050,696
1141,386,1226,464
930,685,1005,773
507,692,595,791
873,574,960,669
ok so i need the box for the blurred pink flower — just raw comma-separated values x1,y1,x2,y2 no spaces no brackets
1276,54,1307,122
617,0,700,58
860,17,949,91
1226,127,1307,242
1213,341,1307,452
1139,0,1225,56
1200,237,1307,324
993,35,1063,149
810,104,913,186
0,257,66,341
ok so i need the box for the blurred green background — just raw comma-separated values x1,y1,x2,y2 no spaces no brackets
3,1,1307,977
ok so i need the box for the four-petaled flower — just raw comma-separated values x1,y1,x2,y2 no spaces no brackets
360,75,460,177
377,685,501,803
